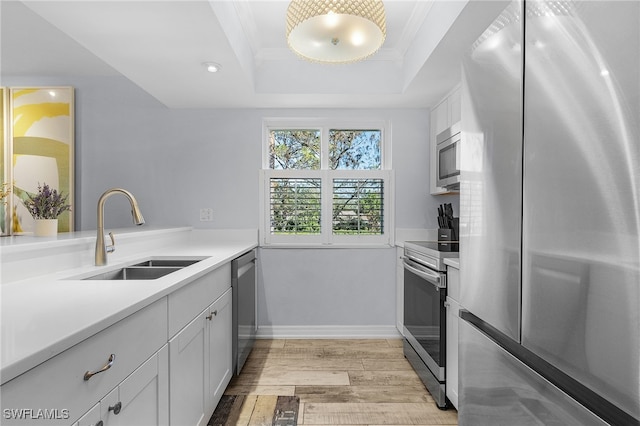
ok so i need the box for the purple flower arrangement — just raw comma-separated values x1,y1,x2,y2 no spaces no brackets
24,183,71,219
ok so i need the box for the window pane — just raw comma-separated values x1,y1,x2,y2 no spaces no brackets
329,130,381,170
269,129,320,170
270,178,321,235
333,179,384,235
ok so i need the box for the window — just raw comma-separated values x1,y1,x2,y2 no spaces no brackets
261,119,393,246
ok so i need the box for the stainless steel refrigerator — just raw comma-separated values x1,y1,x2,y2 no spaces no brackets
458,0,639,424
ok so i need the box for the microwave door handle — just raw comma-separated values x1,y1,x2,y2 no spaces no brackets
402,259,443,288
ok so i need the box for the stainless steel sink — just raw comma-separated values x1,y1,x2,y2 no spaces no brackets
76,257,208,280
132,259,203,268
83,266,182,280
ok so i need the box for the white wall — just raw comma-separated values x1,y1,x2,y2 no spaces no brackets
2,73,460,334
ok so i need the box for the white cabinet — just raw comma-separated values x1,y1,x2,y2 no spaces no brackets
1,298,168,426
434,101,449,136
1,262,236,426
448,87,462,126
168,264,231,338
75,403,100,426
100,346,169,426
169,287,232,426
445,264,460,409
395,247,404,335
430,85,461,195
206,289,233,416
74,346,169,426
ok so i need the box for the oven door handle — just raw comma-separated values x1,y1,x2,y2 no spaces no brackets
402,258,445,289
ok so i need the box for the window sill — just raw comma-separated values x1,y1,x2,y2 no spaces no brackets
259,242,395,249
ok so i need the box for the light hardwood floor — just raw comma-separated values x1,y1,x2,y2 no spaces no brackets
224,339,459,425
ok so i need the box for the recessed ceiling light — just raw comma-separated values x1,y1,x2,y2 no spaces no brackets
203,62,222,73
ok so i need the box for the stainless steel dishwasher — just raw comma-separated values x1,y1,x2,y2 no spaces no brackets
231,249,256,375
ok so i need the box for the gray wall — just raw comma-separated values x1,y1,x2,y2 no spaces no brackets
2,73,460,331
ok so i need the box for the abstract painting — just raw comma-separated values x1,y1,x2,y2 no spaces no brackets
9,87,74,234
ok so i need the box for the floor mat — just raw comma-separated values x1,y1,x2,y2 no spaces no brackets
208,395,299,426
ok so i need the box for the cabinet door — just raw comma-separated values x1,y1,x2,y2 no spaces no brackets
206,288,233,417
448,87,461,125
395,247,404,334
75,403,101,426
434,100,449,135
0,298,167,426
101,346,169,426
169,312,208,426
445,297,460,409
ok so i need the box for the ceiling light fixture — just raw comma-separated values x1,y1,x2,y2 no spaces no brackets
286,0,386,64
203,62,222,73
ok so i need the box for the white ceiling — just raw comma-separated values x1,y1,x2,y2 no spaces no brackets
1,0,507,109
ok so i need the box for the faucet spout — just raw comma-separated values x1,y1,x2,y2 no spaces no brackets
95,188,145,266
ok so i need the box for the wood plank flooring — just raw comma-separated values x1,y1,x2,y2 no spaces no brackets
224,339,458,425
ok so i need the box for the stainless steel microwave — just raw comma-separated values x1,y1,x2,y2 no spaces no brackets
436,122,461,189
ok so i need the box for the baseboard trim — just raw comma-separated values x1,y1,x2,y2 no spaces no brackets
256,325,402,339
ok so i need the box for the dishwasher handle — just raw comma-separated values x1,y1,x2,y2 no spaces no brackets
237,259,256,277
233,249,256,278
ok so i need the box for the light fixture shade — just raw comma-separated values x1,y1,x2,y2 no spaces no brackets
286,0,386,64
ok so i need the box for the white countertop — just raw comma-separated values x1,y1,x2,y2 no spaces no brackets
0,228,257,385
445,258,460,269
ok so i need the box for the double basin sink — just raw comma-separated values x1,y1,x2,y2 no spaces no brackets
82,258,208,281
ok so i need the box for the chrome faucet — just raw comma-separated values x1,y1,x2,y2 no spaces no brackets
95,188,145,266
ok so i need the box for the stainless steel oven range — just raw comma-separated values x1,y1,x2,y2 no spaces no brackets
402,241,459,409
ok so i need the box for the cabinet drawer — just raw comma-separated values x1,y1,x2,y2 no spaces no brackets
0,298,168,426
168,263,230,338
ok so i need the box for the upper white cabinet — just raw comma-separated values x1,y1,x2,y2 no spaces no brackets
448,88,462,128
430,85,461,195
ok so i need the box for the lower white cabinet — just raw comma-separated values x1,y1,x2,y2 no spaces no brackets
395,246,404,335
206,288,233,417
1,262,236,426
1,298,167,426
169,288,232,426
100,345,169,426
445,265,460,409
169,306,208,426
74,346,169,426
75,402,101,426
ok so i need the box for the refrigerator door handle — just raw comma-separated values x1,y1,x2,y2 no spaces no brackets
402,258,445,289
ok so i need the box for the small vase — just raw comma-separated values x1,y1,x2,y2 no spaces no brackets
34,219,58,237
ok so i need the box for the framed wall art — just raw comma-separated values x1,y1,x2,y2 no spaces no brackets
6,87,75,234
1,87,8,235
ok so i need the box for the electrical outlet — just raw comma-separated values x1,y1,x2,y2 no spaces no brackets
199,208,213,222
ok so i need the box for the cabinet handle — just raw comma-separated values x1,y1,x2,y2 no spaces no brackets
83,354,115,381
108,401,122,415
206,310,218,320
96,421,104,426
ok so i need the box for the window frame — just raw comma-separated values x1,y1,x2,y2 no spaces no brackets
260,118,394,247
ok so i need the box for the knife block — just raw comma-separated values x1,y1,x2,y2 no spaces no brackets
438,217,459,241
438,228,454,242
